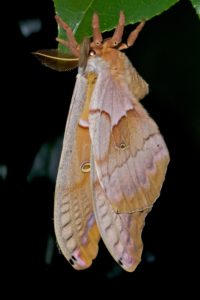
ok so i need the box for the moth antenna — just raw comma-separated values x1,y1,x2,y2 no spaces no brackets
55,15,80,57
92,13,103,46
111,10,125,47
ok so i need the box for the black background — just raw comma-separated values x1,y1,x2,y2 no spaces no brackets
1,0,199,296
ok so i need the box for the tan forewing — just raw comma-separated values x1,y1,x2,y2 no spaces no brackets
54,73,100,270
89,70,170,213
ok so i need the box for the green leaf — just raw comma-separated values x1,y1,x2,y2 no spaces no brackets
54,0,180,51
190,0,200,17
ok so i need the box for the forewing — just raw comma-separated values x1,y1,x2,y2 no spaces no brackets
91,158,150,272
89,73,169,213
54,73,100,269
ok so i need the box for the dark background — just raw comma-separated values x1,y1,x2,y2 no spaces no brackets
1,0,199,296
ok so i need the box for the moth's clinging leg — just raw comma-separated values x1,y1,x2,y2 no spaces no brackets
111,10,125,47
118,21,145,51
92,13,103,46
55,15,80,57
127,21,145,47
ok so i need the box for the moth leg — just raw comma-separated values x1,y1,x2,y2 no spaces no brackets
92,13,103,46
118,21,145,50
55,15,80,57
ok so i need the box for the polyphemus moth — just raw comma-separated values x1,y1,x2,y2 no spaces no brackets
34,11,170,272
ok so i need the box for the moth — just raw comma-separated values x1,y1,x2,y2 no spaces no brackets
35,11,170,272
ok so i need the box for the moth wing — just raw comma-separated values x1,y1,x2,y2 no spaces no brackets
33,49,79,71
89,72,169,213
54,73,100,270
91,157,150,272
